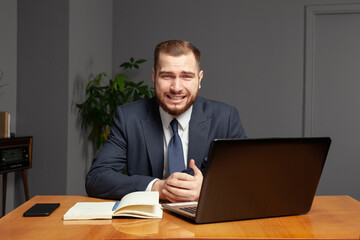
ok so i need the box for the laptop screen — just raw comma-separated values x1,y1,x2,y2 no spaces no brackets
195,137,330,223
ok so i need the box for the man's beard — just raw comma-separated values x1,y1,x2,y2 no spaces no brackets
156,88,198,117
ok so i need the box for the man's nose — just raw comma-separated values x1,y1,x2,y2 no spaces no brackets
170,78,183,92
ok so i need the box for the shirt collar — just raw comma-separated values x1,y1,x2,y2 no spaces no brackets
159,106,193,130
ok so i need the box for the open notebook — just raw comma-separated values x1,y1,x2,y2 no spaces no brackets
162,137,331,224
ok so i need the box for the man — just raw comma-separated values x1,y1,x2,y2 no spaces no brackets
86,40,246,202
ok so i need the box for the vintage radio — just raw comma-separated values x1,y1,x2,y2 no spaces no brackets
0,137,32,174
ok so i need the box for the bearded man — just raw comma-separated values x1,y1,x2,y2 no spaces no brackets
86,40,246,202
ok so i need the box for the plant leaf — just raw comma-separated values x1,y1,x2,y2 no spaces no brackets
120,62,131,69
114,74,127,92
135,59,146,64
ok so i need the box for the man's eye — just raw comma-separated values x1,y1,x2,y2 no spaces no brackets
183,75,193,79
162,75,173,79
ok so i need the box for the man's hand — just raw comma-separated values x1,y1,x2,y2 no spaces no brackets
152,159,203,202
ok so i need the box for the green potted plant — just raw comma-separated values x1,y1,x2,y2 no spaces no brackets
76,58,154,149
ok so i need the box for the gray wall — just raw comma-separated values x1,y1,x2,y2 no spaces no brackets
16,0,69,205
1,0,359,214
0,0,17,126
6,0,112,213
112,0,341,138
67,0,113,194
0,0,18,213
114,0,305,137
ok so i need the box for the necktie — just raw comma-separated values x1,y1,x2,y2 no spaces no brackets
168,119,185,174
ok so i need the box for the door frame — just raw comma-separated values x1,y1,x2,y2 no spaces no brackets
304,3,360,136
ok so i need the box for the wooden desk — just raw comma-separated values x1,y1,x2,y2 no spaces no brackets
0,195,359,239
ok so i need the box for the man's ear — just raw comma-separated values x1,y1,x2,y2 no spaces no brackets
198,70,204,89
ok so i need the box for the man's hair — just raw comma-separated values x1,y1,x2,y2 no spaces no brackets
154,40,201,72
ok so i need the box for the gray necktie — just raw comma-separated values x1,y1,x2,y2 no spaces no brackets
168,119,185,174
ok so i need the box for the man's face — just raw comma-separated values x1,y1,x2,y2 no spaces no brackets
152,52,203,117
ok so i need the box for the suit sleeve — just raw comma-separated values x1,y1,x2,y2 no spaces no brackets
200,104,246,173
85,107,155,199
228,106,247,138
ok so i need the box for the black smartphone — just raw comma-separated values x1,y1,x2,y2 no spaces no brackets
23,203,60,217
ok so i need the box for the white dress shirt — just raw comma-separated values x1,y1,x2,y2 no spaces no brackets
145,106,193,191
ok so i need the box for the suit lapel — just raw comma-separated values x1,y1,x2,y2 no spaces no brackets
188,98,211,167
142,100,164,178
142,98,211,176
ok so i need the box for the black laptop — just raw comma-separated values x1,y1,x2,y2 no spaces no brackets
162,137,331,224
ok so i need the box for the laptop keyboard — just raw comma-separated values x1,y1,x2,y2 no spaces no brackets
180,206,197,214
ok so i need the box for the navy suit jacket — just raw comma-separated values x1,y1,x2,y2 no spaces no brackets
85,97,246,199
